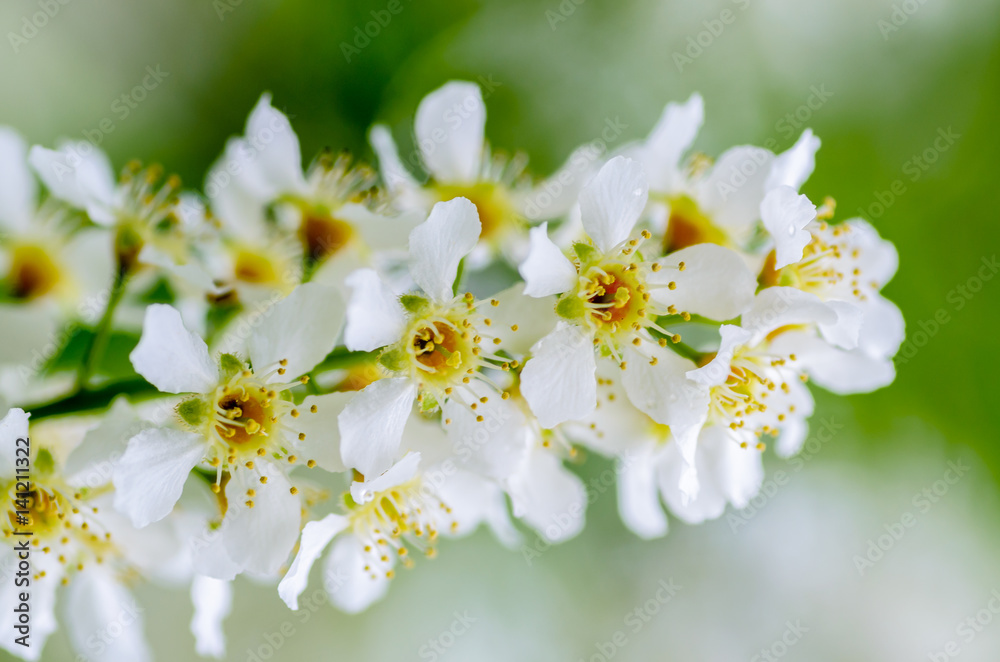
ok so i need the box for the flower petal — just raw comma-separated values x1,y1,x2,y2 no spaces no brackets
223,460,301,575
697,145,774,233
639,93,704,192
369,124,420,193
0,127,36,231
28,143,116,221
857,294,905,359
249,282,343,378
65,397,149,488
350,452,422,504
579,156,648,253
519,222,577,297
766,128,820,192
408,197,481,302
338,378,416,477
652,244,756,320
415,81,485,184
0,408,29,482
278,513,349,610
242,93,307,195
113,427,204,527
442,383,528,480
64,568,152,662
485,282,560,356
617,449,668,539
520,323,597,427
324,534,391,613
687,324,753,388
741,286,838,341
771,331,896,394
343,268,407,352
290,391,353,472
508,445,587,543
130,304,218,394
190,576,233,659
761,185,817,269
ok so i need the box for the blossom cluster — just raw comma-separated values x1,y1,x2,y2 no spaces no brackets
0,82,902,661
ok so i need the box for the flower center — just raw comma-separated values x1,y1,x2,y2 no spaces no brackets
663,195,728,253
7,244,61,300
299,213,355,263
759,222,868,301
214,387,275,446
233,247,280,284
347,478,456,580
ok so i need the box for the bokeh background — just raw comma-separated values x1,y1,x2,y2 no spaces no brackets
3,0,1000,659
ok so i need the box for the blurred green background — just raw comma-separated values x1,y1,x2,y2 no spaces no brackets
3,0,1000,659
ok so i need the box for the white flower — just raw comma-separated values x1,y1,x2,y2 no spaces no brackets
0,127,114,369
629,93,820,255
518,156,757,428
28,142,203,277
369,81,589,265
338,197,531,477
113,283,344,575
0,408,160,662
206,94,410,296
759,212,904,393
277,450,515,614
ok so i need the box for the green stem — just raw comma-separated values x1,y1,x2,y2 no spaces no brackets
452,258,465,297
27,379,165,421
76,270,128,390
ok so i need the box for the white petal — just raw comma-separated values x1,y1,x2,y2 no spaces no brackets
249,282,343,378
138,244,222,296
579,156,648,253
223,460,301,575
857,294,905,358
205,137,270,238
338,378,416,477
621,344,708,430
415,81,485,184
519,222,577,297
652,244,756,320
408,197,481,302
65,397,149,487
687,324,753,388
343,268,406,352
28,143,116,219
324,534,391,613
0,127,36,231
350,452,422,504
369,124,420,193
742,286,838,341
848,218,900,287
818,300,863,350
617,450,668,539
697,145,774,233
242,93,307,195
64,569,152,662
772,331,896,394
508,446,587,543
442,384,528,480
0,408,29,481
62,227,116,302
767,129,820,192
520,323,597,427
190,576,233,659
486,282,560,356
130,304,217,394
291,391,353,472
517,144,599,221
113,427,204,527
0,556,58,660
761,185,817,269
278,513,349,610
433,469,521,547
639,93,704,192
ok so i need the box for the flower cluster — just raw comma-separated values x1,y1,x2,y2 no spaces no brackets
0,83,902,661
